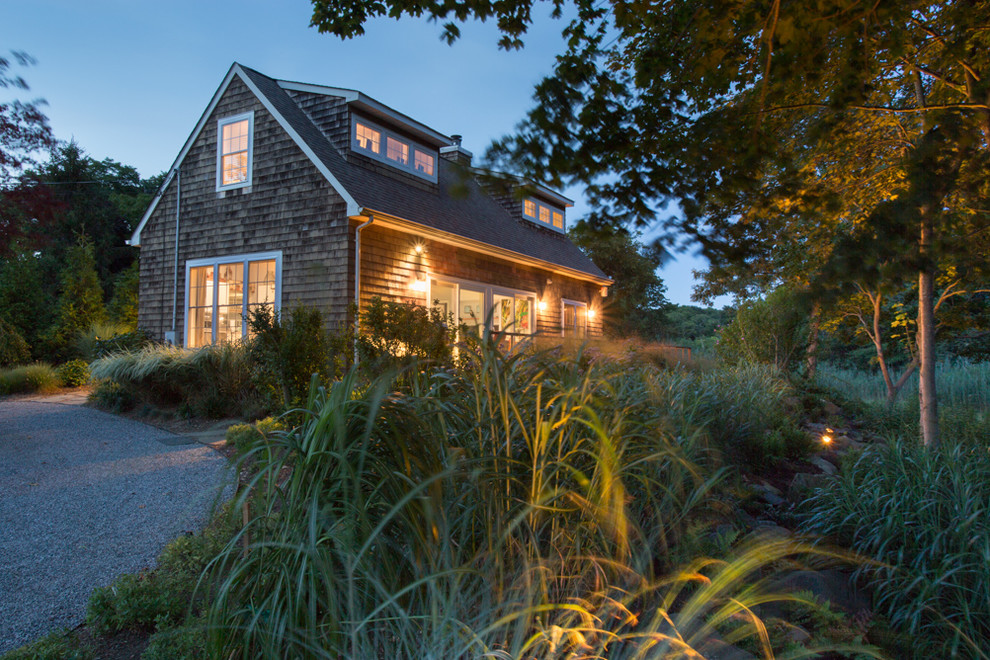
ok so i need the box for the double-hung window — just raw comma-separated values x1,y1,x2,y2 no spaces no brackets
217,112,254,190
185,251,281,348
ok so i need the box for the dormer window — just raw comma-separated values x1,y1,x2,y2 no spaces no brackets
414,149,435,176
522,196,565,233
351,116,438,182
217,112,254,191
356,123,381,152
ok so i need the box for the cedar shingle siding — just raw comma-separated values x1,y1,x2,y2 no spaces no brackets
134,65,609,346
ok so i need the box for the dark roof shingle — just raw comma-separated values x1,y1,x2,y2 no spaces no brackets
239,65,607,281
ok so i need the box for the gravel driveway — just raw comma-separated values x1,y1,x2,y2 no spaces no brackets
0,392,233,654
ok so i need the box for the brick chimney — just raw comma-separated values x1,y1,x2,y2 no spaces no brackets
440,134,472,167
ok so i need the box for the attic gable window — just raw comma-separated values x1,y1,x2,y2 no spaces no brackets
351,116,438,183
217,112,254,191
522,197,565,233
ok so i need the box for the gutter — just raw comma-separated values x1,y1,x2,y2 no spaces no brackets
353,213,375,364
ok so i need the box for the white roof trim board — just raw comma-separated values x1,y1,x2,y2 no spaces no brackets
129,63,360,246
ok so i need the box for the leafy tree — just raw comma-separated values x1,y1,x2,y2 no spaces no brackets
0,316,30,367
0,249,51,355
715,287,808,373
663,304,733,341
568,220,668,338
0,51,53,187
44,235,106,361
310,0,990,446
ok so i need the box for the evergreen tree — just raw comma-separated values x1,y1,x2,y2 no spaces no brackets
45,235,106,361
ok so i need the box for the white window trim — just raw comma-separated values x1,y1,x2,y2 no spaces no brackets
216,111,255,192
426,275,537,340
522,196,566,233
561,298,588,338
351,115,438,183
184,250,282,348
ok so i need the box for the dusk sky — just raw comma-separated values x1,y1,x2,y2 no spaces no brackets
3,0,730,307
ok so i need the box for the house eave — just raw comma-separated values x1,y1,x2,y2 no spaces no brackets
353,208,613,287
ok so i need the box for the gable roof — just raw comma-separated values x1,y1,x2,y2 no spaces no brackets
131,64,609,284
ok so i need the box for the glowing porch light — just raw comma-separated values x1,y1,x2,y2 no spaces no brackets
587,308,596,319
409,273,428,292
538,300,547,312
414,243,424,254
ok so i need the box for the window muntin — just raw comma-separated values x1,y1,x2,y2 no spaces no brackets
351,116,438,182
522,197,565,233
414,149,435,176
355,123,381,153
562,300,588,338
185,252,281,348
217,112,253,190
386,137,409,165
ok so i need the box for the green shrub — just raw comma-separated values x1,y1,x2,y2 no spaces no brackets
802,437,990,656
359,296,456,368
0,317,31,367
56,359,90,387
715,286,808,372
88,342,261,418
142,619,207,660
249,305,334,411
74,321,150,361
0,629,92,660
0,363,60,395
225,416,285,455
87,507,237,634
88,379,136,412
224,423,262,453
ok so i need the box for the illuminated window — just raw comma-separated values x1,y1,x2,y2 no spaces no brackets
522,197,566,232
414,149,435,176
355,123,381,153
386,137,409,165
430,278,536,349
217,112,253,190
562,300,587,338
185,252,281,348
351,116,437,182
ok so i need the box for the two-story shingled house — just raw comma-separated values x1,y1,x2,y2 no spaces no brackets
129,63,611,348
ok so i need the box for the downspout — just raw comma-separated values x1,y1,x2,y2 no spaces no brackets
353,213,374,364
170,169,181,343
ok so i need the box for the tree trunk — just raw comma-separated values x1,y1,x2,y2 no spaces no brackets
918,217,939,447
805,301,820,380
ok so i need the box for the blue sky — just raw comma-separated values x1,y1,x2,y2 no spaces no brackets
2,0,729,307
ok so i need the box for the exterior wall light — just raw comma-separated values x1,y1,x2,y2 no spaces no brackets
587,308,596,319
414,243,424,255
538,300,547,312
410,273,428,292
